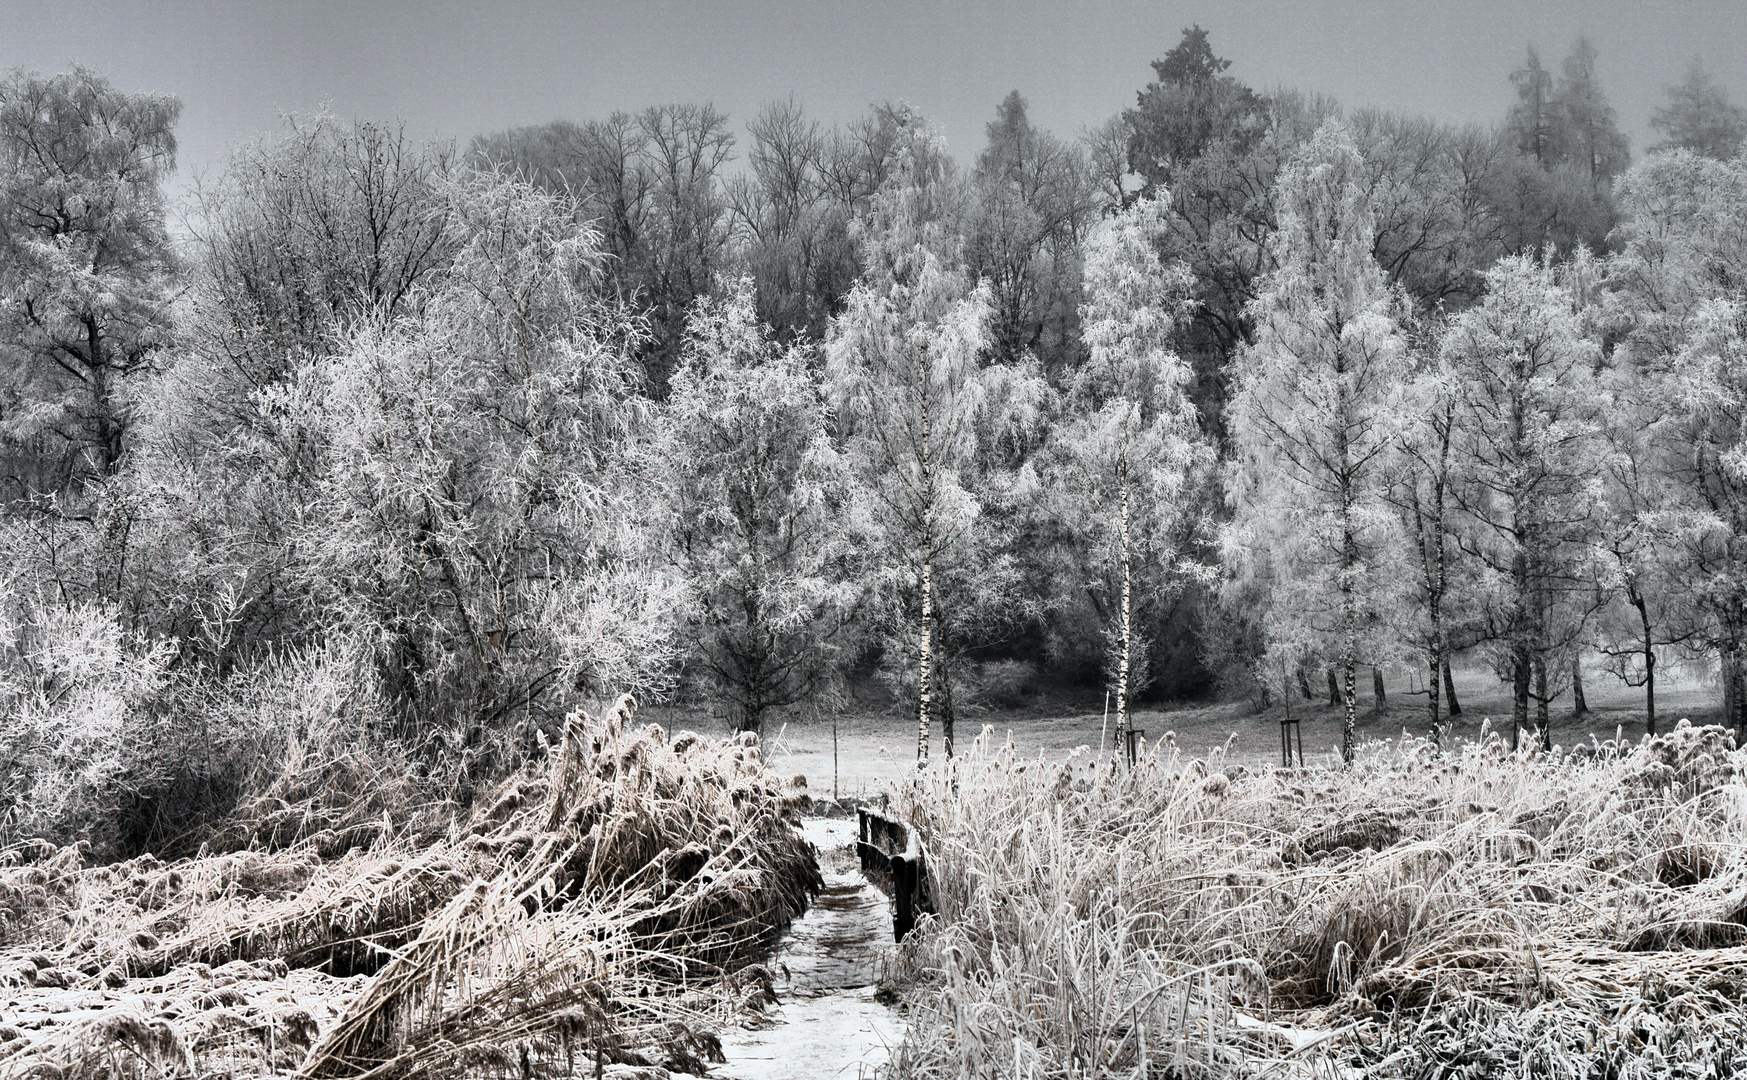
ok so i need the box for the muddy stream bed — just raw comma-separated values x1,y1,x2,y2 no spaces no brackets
715,817,903,1080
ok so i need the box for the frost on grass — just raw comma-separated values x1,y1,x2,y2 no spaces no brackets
0,696,820,1080
885,720,1747,1079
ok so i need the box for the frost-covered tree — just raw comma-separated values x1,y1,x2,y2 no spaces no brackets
1650,58,1746,162
1049,194,1205,748
724,99,862,342
1552,37,1630,191
127,115,454,663
1493,41,1623,257
1445,256,1604,749
1607,151,1747,733
966,90,1099,375
1386,346,1473,736
0,67,180,491
301,171,675,752
1591,378,1702,736
471,104,735,393
660,279,861,734
1225,122,1410,763
827,111,1040,765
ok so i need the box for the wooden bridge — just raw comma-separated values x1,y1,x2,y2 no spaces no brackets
856,807,934,941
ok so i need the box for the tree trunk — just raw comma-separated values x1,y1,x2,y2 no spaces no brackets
1737,655,1747,744
1427,654,1441,741
1372,666,1386,707
1328,667,1339,706
87,320,122,477
1724,647,1736,740
1343,655,1357,765
1116,468,1131,760
1636,594,1655,736
1339,430,1357,765
1297,666,1314,701
1571,654,1588,716
939,648,955,759
916,360,934,769
1443,657,1462,716
1534,655,1552,752
917,552,932,767
1727,642,1747,743
1511,648,1530,751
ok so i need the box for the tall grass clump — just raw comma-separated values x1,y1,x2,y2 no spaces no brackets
888,721,1747,1078
0,695,820,1079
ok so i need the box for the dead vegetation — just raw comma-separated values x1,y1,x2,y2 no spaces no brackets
888,719,1747,1078
0,695,820,1079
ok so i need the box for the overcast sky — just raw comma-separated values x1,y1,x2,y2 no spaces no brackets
6,0,1747,203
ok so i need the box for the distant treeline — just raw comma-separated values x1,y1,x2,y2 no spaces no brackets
3,28,1747,841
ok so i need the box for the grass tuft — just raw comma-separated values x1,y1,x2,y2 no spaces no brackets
0,694,819,1080
887,718,1747,1077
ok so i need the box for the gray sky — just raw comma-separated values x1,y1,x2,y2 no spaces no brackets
5,0,1747,202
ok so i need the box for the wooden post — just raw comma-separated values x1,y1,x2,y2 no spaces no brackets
891,853,917,941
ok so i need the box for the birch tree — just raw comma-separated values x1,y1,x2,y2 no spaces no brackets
1049,194,1205,750
1388,349,1470,737
1225,122,1410,764
825,114,1021,767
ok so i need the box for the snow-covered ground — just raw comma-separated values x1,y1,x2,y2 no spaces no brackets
716,818,903,1080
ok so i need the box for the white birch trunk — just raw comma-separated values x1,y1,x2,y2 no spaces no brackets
1117,456,1131,758
916,354,933,769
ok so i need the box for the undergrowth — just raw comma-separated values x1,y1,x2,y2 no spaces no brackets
0,695,820,1079
889,719,1747,1079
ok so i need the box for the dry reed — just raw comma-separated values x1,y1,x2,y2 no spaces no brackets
0,695,819,1080
887,719,1747,1078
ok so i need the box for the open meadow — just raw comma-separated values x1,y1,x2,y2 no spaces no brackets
699,657,1722,794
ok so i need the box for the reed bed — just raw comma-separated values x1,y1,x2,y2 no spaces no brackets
0,695,819,1079
889,719,1747,1078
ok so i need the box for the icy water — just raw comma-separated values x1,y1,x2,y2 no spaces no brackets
716,817,903,1080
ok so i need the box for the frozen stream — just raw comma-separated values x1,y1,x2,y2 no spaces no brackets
715,817,903,1080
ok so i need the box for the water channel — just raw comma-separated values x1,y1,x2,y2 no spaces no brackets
716,818,904,1080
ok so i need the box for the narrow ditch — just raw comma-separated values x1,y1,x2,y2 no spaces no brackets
716,817,903,1080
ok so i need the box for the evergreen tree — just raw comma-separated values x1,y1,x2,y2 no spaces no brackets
1125,25,1268,192
1651,59,1747,161
1508,47,1558,166
1553,37,1631,189
967,91,1098,375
